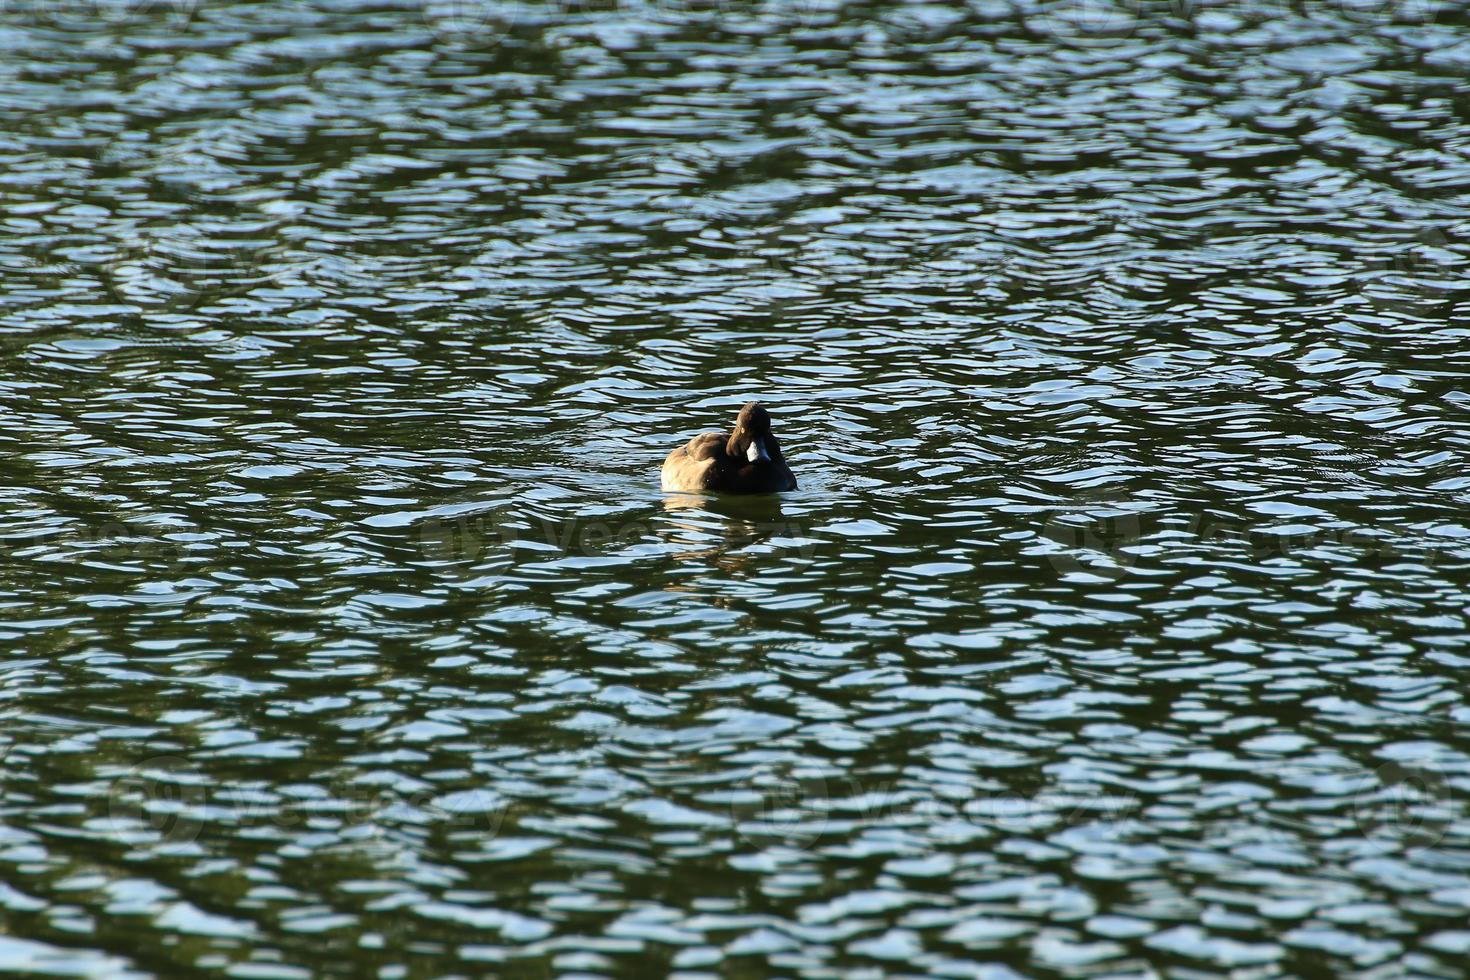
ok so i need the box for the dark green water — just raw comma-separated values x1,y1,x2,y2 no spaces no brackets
3,0,1470,975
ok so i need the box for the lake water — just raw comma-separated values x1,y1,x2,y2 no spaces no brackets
3,0,1470,975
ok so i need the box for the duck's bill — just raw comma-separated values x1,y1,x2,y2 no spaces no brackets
747,438,771,464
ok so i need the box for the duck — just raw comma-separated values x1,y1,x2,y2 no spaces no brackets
661,401,798,494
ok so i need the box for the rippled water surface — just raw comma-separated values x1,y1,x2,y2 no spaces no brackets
4,0,1470,975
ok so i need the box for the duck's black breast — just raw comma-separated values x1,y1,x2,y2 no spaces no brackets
710,447,797,494
723,461,796,493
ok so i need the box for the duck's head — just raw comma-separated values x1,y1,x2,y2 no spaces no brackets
726,401,781,464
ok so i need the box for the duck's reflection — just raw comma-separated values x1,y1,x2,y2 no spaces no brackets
659,491,801,575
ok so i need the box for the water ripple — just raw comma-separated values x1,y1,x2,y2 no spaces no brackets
1,0,1469,975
